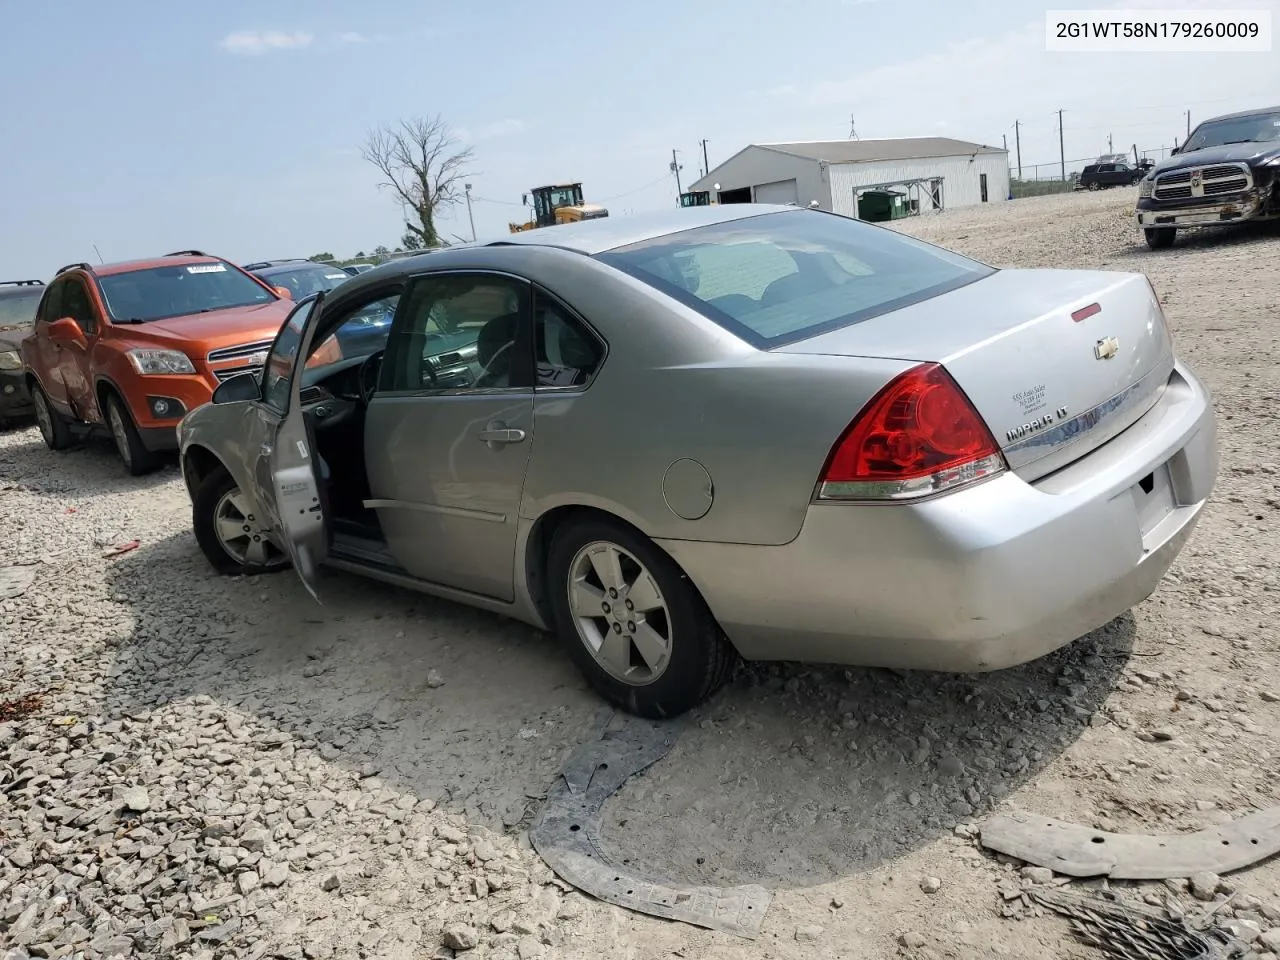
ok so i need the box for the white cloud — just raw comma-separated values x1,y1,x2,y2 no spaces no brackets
217,30,315,56
336,31,372,44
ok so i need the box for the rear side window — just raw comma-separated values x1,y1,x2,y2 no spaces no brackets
596,210,993,349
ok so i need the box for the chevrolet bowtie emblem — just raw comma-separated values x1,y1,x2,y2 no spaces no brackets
1094,336,1120,360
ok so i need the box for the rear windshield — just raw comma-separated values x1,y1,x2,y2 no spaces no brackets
97,262,275,323
0,289,43,330
596,210,993,349
259,264,351,299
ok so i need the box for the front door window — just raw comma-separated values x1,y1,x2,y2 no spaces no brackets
261,297,319,413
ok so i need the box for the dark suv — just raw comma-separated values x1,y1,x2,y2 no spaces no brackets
1076,160,1147,191
1135,105,1280,250
0,280,45,422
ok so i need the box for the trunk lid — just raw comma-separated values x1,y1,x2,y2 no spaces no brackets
776,269,1175,482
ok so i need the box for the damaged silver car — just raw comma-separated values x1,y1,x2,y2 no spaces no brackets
177,205,1219,718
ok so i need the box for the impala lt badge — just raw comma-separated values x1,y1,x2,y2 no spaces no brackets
1094,336,1120,360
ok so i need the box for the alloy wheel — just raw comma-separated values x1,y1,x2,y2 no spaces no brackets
566,540,673,685
212,487,287,569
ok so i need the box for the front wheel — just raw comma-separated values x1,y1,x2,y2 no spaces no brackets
547,517,737,719
31,383,73,451
192,466,290,576
106,394,161,476
1144,227,1176,250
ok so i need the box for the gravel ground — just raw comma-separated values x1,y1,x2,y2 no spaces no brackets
2,188,1279,960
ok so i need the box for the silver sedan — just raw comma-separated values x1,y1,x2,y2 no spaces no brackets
177,204,1219,718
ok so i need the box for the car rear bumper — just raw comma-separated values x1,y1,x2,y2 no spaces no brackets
0,371,33,417
658,361,1218,672
1135,194,1265,229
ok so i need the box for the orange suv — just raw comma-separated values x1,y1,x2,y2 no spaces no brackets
22,251,295,474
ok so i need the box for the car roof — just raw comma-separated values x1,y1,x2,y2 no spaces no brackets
0,280,45,296
1199,104,1280,123
328,205,809,295
483,203,797,255
56,254,235,279
252,261,338,275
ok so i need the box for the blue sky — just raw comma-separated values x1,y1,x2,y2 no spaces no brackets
1,0,1275,278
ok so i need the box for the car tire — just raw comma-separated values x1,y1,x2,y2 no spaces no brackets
192,465,291,576
31,383,73,451
105,394,161,476
547,516,737,719
1144,227,1176,250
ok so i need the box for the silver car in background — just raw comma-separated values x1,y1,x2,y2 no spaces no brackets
176,205,1218,718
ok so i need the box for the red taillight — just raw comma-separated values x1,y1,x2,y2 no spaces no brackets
818,362,1006,502
1071,302,1101,323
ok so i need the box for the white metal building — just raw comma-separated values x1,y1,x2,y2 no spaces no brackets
687,137,1011,219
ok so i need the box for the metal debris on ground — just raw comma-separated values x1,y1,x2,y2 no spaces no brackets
1022,886,1250,960
102,539,140,559
530,710,773,938
979,808,1280,879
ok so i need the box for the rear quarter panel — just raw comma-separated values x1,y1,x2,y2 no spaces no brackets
499,247,915,546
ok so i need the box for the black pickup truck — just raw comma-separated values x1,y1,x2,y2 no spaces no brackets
1135,105,1280,250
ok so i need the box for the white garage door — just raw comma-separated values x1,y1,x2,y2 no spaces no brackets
752,178,800,205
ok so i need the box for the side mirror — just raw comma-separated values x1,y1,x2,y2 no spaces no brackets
47,317,87,348
274,286,293,300
1170,146,1181,156
212,372,261,404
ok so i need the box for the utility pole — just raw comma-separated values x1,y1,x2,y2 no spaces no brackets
1186,109,1191,137
670,149,684,198
700,139,710,177
1108,132,1113,154
1002,133,1007,154
1057,109,1066,181
463,183,476,242
1014,120,1022,179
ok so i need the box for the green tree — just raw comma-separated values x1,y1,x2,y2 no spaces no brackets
361,114,473,248
401,231,423,251
308,252,335,263
374,245,390,258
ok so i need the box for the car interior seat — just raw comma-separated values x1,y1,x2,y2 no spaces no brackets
473,312,519,388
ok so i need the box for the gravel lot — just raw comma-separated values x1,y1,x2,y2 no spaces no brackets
2,189,1279,960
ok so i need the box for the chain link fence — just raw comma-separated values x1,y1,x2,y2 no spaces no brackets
1008,146,1178,198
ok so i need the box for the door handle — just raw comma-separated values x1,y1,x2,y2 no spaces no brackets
477,426,526,445
261,442,274,456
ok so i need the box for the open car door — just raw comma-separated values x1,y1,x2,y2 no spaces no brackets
255,292,330,602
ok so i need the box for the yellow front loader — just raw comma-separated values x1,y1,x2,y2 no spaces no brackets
509,183,609,233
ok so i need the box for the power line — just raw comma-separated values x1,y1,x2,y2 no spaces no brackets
598,173,674,203
470,172,675,209
468,194,523,207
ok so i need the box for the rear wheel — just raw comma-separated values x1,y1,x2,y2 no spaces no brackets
547,516,736,719
193,466,290,576
106,394,161,476
1144,227,1176,250
32,383,73,451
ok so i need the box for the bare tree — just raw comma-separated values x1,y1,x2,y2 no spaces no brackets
361,115,473,248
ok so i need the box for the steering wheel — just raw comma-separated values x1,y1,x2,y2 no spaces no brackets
358,350,384,405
